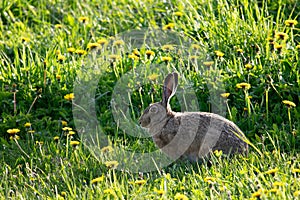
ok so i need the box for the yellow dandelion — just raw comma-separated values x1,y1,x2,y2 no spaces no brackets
36,141,44,145
236,82,251,90
282,100,296,108
70,140,80,147
294,191,300,197
61,120,68,127
220,93,230,98
162,44,175,51
68,131,76,136
285,19,298,27
245,63,252,69
101,146,114,153
132,49,140,56
252,190,262,198
91,175,105,184
269,188,279,193
148,73,159,81
265,168,279,175
67,47,76,53
97,38,108,45
296,44,300,49
274,43,283,50
55,24,63,29
292,168,300,173
64,93,75,101
174,193,189,200
24,122,31,128
204,177,216,184
128,54,139,60
113,40,125,46
78,16,88,23
215,50,224,57
162,23,175,30
87,42,100,50
56,74,61,80
27,130,35,134
75,49,87,56
145,50,155,57
275,32,288,40
57,54,66,62
62,127,72,131
54,136,60,141
154,187,165,195
21,36,30,43
173,11,183,17
104,160,119,169
161,56,172,62
203,61,214,67
7,128,20,135
236,48,244,53
134,180,147,185
108,54,121,62
60,192,67,197
189,55,199,61
213,149,223,157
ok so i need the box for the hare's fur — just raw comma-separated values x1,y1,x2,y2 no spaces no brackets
139,72,248,161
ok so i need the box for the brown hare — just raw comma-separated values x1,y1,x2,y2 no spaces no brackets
139,72,248,161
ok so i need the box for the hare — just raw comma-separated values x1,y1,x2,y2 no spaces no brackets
139,72,248,161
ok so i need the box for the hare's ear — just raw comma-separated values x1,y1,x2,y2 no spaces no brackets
162,72,179,108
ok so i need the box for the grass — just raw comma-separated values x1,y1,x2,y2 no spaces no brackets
0,0,300,199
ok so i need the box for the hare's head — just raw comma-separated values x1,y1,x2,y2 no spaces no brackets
139,72,178,128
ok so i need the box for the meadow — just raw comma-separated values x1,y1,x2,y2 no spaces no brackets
0,0,300,199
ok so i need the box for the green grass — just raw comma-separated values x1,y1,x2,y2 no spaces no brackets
0,0,300,199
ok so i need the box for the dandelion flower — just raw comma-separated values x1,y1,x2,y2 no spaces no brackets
203,61,214,67
36,141,44,145
55,24,63,29
294,191,300,197
148,73,159,81
236,48,244,53
174,193,189,200
62,127,72,131
113,40,125,46
296,44,300,49
75,49,87,56
162,44,174,51
236,83,251,90
68,131,76,136
101,146,114,153
24,122,31,128
275,32,288,40
104,160,119,169
189,55,199,61
285,19,298,27
161,56,172,62
265,168,278,175
91,175,104,184
134,179,147,185
162,23,175,30
78,16,88,23
132,49,140,56
56,74,61,81
7,129,20,135
145,50,155,58
245,63,252,69
108,54,121,62
67,47,76,53
97,38,108,45
273,182,284,187
173,11,183,17
27,130,35,134
57,54,66,62
215,50,224,57
128,54,139,60
282,100,296,108
87,42,100,50
64,93,75,101
154,187,165,195
269,188,279,193
220,93,230,98
61,120,68,127
54,136,60,141
213,149,223,157
204,177,216,184
274,43,283,50
10,135,20,140
70,140,80,147
21,36,30,43
252,190,262,198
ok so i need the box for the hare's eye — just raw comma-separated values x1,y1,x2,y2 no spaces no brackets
149,106,158,113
